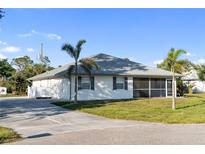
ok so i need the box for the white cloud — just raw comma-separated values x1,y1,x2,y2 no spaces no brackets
186,52,196,57
0,53,7,60
195,59,205,64
186,52,191,56
1,46,20,53
18,30,62,40
18,29,38,37
27,48,34,52
47,33,62,40
0,40,7,45
153,59,163,65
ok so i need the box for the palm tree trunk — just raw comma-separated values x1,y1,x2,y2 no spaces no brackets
172,71,176,110
74,61,78,103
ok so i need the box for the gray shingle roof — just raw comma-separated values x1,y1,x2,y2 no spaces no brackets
28,53,181,81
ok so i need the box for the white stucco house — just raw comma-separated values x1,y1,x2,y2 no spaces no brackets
28,53,180,100
182,69,205,93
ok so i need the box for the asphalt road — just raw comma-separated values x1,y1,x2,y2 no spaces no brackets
1,97,205,144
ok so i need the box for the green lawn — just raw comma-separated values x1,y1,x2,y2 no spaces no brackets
53,93,205,124
0,126,21,144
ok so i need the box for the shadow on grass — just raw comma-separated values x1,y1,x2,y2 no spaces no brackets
52,98,140,110
177,100,205,110
53,97,205,111
184,94,203,98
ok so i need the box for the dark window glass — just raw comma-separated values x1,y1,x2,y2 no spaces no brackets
81,83,91,89
116,83,124,89
167,80,172,96
133,90,149,98
133,78,149,89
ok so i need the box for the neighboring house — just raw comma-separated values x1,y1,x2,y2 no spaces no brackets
28,53,181,100
182,70,205,93
0,87,7,95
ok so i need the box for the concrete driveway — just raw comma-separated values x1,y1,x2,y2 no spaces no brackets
0,98,138,142
2,98,205,144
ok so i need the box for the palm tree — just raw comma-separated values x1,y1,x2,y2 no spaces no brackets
158,48,187,110
167,48,187,110
62,40,98,103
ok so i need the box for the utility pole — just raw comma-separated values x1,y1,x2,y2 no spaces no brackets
38,43,50,67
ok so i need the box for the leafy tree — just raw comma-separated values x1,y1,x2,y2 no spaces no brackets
158,48,187,110
157,58,191,74
62,40,98,102
0,59,15,80
192,64,205,81
11,56,34,72
33,63,53,75
11,56,53,94
11,72,27,94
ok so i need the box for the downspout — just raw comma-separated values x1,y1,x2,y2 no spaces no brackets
69,76,72,101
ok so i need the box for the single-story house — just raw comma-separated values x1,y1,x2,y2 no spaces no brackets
182,70,205,93
28,53,181,100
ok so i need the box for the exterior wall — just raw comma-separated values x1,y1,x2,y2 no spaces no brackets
28,78,70,99
73,76,133,101
28,75,176,100
28,76,133,100
184,80,205,93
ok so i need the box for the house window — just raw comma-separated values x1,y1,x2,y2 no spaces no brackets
78,76,95,90
116,77,124,89
113,77,128,90
81,77,91,89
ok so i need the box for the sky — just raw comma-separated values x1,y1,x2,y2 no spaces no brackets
0,8,205,67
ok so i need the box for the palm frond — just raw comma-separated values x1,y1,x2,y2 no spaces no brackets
79,64,92,75
174,63,184,74
66,64,75,77
79,58,99,70
79,58,99,75
167,50,175,67
173,49,187,60
159,48,188,73
76,40,86,59
177,59,191,70
0,9,4,19
62,44,76,58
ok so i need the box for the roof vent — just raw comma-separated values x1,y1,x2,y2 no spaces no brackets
123,58,130,62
